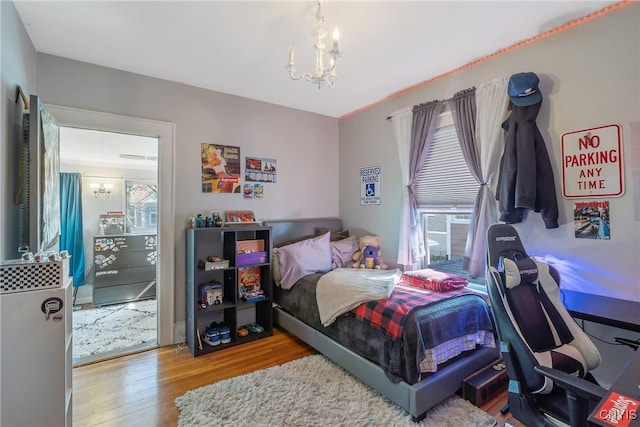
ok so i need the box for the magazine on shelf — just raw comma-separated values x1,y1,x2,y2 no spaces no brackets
238,266,264,300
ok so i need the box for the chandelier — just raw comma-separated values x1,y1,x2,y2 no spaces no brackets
287,1,342,89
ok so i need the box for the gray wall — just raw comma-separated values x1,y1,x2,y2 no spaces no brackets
1,1,37,261
339,3,640,303
34,55,339,323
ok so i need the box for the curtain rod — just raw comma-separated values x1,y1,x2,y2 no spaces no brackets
385,87,476,120
385,99,451,121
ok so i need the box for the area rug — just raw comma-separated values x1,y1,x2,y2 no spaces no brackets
175,355,496,427
72,299,157,359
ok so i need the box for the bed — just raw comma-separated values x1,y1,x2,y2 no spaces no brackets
263,217,500,421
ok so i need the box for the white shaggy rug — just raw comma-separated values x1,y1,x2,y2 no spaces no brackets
73,299,157,359
175,355,496,427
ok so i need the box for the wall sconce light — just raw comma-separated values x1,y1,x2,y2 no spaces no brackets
90,183,113,198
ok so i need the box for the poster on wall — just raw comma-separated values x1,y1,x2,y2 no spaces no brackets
254,184,264,199
201,143,241,193
561,124,624,198
360,165,382,206
245,157,277,183
242,183,264,199
574,201,610,240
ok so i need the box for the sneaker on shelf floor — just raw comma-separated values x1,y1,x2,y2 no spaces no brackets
246,323,264,334
218,322,231,344
203,322,220,346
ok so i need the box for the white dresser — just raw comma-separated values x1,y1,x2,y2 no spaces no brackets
1,259,73,427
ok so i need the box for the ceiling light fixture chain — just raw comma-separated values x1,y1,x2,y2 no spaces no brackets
287,0,342,89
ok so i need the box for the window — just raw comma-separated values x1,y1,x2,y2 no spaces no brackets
416,112,478,268
125,181,157,233
421,210,472,267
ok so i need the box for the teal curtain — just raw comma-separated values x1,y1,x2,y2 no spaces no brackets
60,173,85,286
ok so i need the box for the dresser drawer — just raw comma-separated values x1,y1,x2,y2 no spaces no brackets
94,234,157,253
93,281,156,306
94,266,156,288
94,250,156,270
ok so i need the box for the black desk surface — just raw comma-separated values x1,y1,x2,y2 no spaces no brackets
589,349,640,426
561,289,640,333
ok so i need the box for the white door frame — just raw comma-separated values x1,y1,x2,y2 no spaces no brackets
49,104,175,347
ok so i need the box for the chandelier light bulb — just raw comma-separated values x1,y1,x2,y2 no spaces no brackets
288,44,295,66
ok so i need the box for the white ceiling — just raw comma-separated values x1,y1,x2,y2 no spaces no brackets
59,126,159,171
14,0,617,119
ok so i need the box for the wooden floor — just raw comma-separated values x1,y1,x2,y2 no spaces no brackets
73,327,525,426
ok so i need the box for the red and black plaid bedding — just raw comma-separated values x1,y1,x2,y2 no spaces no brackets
350,283,475,341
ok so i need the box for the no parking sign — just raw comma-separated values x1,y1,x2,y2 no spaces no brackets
360,165,382,206
561,124,624,198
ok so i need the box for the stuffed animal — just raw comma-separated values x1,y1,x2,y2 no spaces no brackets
360,245,382,269
352,235,388,269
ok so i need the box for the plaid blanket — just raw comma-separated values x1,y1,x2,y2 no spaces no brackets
351,283,475,341
401,269,468,291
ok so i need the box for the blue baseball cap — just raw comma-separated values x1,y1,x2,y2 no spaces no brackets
508,72,542,107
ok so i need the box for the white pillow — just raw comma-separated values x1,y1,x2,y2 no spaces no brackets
276,232,332,289
503,257,540,289
272,247,282,286
330,235,359,269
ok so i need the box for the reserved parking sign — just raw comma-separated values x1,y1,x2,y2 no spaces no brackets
360,165,382,206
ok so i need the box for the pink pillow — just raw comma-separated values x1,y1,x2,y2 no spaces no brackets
401,269,468,292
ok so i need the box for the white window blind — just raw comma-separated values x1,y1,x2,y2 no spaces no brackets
414,124,479,207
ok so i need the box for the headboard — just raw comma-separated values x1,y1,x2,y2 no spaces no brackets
263,217,342,247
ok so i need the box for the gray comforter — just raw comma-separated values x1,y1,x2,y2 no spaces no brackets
274,273,495,384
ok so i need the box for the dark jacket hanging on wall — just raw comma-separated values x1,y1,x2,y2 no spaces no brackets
496,102,559,229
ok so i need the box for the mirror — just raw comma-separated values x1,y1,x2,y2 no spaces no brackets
18,95,61,254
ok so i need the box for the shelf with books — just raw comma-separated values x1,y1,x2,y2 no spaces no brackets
185,225,272,356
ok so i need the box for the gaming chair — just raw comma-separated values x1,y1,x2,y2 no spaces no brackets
485,224,607,427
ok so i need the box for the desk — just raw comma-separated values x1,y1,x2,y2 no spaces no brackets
589,349,640,426
561,290,640,333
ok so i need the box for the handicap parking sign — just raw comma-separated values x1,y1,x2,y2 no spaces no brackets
360,165,382,205
366,183,375,196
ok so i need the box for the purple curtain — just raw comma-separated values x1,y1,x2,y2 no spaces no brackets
450,88,483,276
406,101,444,266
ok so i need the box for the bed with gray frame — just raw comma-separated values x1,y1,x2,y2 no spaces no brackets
264,217,499,421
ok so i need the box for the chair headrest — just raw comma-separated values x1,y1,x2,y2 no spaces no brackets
503,257,540,288
486,224,529,269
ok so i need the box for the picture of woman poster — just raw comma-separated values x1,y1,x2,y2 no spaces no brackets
201,143,241,193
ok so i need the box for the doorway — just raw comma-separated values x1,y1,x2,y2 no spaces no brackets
50,105,175,364
60,126,159,363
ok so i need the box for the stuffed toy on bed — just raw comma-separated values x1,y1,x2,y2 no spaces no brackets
352,235,388,269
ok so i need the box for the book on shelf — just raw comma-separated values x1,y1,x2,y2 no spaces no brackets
238,266,261,299
225,210,257,224
198,281,223,306
244,294,265,302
